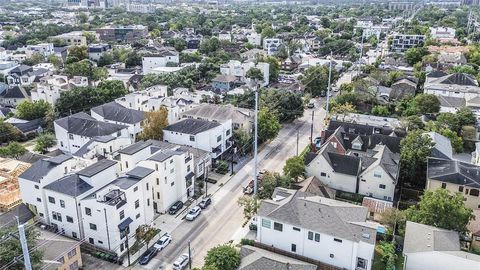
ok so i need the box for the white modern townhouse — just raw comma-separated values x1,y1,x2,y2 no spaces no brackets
220,60,270,86
263,38,282,56
115,85,168,111
163,118,233,161
306,120,402,202
91,101,145,140
18,155,81,224
141,96,197,124
54,112,130,154
142,47,180,74
31,75,88,105
116,140,197,213
256,188,377,270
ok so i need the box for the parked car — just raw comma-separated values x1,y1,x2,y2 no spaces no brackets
199,196,212,209
173,253,190,270
168,201,184,215
138,247,158,265
153,233,172,251
307,102,314,108
186,206,202,221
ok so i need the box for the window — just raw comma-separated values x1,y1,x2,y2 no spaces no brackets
66,216,73,223
89,223,97,230
157,192,160,199
58,256,65,264
89,238,94,244
134,186,138,192
320,172,326,177
170,159,173,164
135,200,139,209
187,165,191,172
308,231,314,240
261,219,271,228
136,213,140,219
189,135,195,142
34,185,39,189
52,211,62,222
68,249,77,259
36,197,41,202
315,233,320,242
120,243,124,252
356,258,368,270
459,186,464,192
170,168,174,173
85,207,91,216
293,227,301,232
60,200,65,208
441,183,447,189
119,210,125,220
330,254,334,258
379,184,386,189
48,196,55,204
374,172,381,178
471,189,479,197
69,134,74,140
98,240,103,244
291,244,296,252
217,135,222,142
273,222,283,231
146,183,149,190
334,238,342,243
125,161,128,169
155,164,159,171
147,199,150,206
72,232,77,238
156,178,159,185
171,182,175,186
226,129,230,136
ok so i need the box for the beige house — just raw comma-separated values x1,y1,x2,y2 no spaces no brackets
39,230,83,270
426,157,480,210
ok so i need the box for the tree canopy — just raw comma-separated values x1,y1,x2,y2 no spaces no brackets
16,100,53,121
204,244,241,270
257,108,281,142
138,107,169,141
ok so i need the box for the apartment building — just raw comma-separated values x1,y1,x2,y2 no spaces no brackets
142,47,179,74
31,75,88,105
115,85,168,111
220,60,270,86
96,25,148,43
91,101,145,140
88,44,112,62
390,34,425,53
50,31,88,46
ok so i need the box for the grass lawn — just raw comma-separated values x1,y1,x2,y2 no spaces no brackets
372,245,404,270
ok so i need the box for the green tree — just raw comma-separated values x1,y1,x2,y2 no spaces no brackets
0,226,43,270
261,56,280,83
436,112,461,133
237,196,259,221
378,241,397,270
34,133,56,154
399,131,434,185
449,65,477,76
283,156,305,180
413,94,440,114
301,65,336,97
439,128,463,153
65,59,107,82
199,37,220,55
66,46,88,63
16,100,53,120
0,120,23,144
261,26,275,39
371,105,390,116
135,225,157,249
258,172,292,199
259,89,304,122
83,31,97,44
402,115,424,131
245,67,264,82
204,244,241,270
257,108,280,142
233,128,251,155
404,189,474,234
456,107,476,127
462,125,477,141
138,107,169,141
330,102,356,114
0,142,27,158
23,53,45,66
404,46,429,66
47,55,62,69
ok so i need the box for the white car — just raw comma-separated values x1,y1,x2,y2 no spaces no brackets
185,206,201,221
173,253,189,270
153,233,172,251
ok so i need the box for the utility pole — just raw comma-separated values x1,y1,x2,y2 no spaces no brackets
17,220,32,270
188,240,192,269
253,84,259,195
326,50,333,114
310,111,314,145
358,32,365,76
296,131,299,156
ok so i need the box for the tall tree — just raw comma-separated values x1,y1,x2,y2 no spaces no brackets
135,225,157,249
237,196,259,221
16,100,52,120
66,46,88,63
301,65,337,97
138,107,169,141
34,133,56,154
204,244,241,270
404,189,474,234
283,156,305,180
0,142,27,158
0,120,23,144
0,227,43,270
257,108,280,142
399,131,434,186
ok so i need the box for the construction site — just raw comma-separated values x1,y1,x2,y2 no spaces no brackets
0,158,30,212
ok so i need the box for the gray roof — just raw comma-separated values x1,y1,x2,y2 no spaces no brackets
403,221,460,254
44,174,93,197
148,150,185,162
427,157,480,188
213,74,237,83
258,188,375,244
0,203,34,229
437,95,466,108
163,118,220,135
91,102,145,124
0,86,29,99
19,155,73,183
425,132,453,159
239,245,316,270
55,112,127,137
77,159,117,177
38,237,80,264
112,176,140,190
126,166,154,179
119,140,176,155
181,104,252,125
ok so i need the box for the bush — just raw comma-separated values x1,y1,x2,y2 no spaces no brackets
215,161,229,174
240,238,255,246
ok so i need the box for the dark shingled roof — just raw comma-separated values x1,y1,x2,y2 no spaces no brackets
119,140,176,155
112,176,140,190
163,118,220,135
239,245,317,270
55,112,127,137
78,159,117,177
44,174,93,197
148,150,185,162
91,102,145,124
19,155,72,183
325,152,360,176
0,86,29,99
427,157,480,188
11,118,44,134
0,203,34,229
437,73,477,86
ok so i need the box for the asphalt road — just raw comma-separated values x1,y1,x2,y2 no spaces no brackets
134,99,326,270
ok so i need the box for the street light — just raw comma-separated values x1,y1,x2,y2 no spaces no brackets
248,79,259,195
